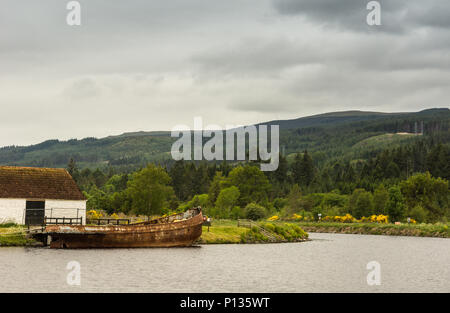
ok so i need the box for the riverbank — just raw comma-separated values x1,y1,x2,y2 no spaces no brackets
6,220,445,246
0,221,309,246
293,221,449,238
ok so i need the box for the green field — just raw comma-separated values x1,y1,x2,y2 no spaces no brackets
352,133,418,150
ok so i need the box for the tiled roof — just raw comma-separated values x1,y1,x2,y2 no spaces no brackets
0,166,86,200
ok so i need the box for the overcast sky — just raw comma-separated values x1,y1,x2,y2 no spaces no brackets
1,0,449,146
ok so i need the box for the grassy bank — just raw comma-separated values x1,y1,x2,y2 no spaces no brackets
293,222,449,238
0,225,36,246
198,220,309,244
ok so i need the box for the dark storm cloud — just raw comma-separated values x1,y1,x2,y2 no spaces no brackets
272,0,450,32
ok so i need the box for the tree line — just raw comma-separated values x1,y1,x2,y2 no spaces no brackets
69,139,449,223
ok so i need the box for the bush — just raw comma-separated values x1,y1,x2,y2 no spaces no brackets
230,206,245,219
245,203,267,220
240,227,268,243
215,186,240,218
272,198,287,211
287,224,308,239
323,206,346,217
349,189,373,218
263,223,276,232
0,222,17,228
261,223,308,241
386,186,405,222
408,205,428,223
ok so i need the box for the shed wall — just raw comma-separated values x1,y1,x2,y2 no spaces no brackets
0,199,87,225
45,200,87,225
0,199,26,224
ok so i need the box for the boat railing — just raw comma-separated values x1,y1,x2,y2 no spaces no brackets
86,218,130,225
152,208,201,224
45,217,83,225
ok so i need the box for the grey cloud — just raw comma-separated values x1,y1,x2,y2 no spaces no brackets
192,30,450,80
191,37,320,76
227,67,450,114
63,78,100,100
0,0,449,146
272,0,450,33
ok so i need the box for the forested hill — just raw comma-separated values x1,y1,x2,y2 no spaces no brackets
259,109,444,130
0,108,448,170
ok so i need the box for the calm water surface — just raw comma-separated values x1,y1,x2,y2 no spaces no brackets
0,233,449,292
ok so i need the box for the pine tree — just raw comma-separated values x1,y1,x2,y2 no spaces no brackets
300,150,315,186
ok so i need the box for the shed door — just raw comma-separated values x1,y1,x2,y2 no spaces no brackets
25,201,45,225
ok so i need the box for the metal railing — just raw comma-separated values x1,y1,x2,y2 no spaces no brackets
237,219,254,228
237,219,284,242
23,207,86,226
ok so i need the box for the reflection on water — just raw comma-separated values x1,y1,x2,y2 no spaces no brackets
0,233,449,292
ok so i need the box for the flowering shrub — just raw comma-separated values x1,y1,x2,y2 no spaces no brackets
87,210,103,219
290,213,302,221
321,214,388,224
267,215,279,221
322,214,356,223
322,216,333,222
110,213,119,219
360,214,388,223
375,215,389,224
335,214,356,223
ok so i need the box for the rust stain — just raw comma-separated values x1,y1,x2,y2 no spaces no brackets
44,208,203,249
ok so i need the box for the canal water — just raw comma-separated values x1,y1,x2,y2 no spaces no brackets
0,233,448,292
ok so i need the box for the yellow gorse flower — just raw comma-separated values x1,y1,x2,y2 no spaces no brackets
290,213,302,221
87,210,103,219
321,214,388,224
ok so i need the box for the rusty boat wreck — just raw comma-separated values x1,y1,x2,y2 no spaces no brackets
37,208,203,249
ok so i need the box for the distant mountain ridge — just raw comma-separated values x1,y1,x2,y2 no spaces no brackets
259,108,449,130
0,108,448,169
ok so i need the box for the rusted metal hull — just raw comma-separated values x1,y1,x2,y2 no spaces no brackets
44,208,203,249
